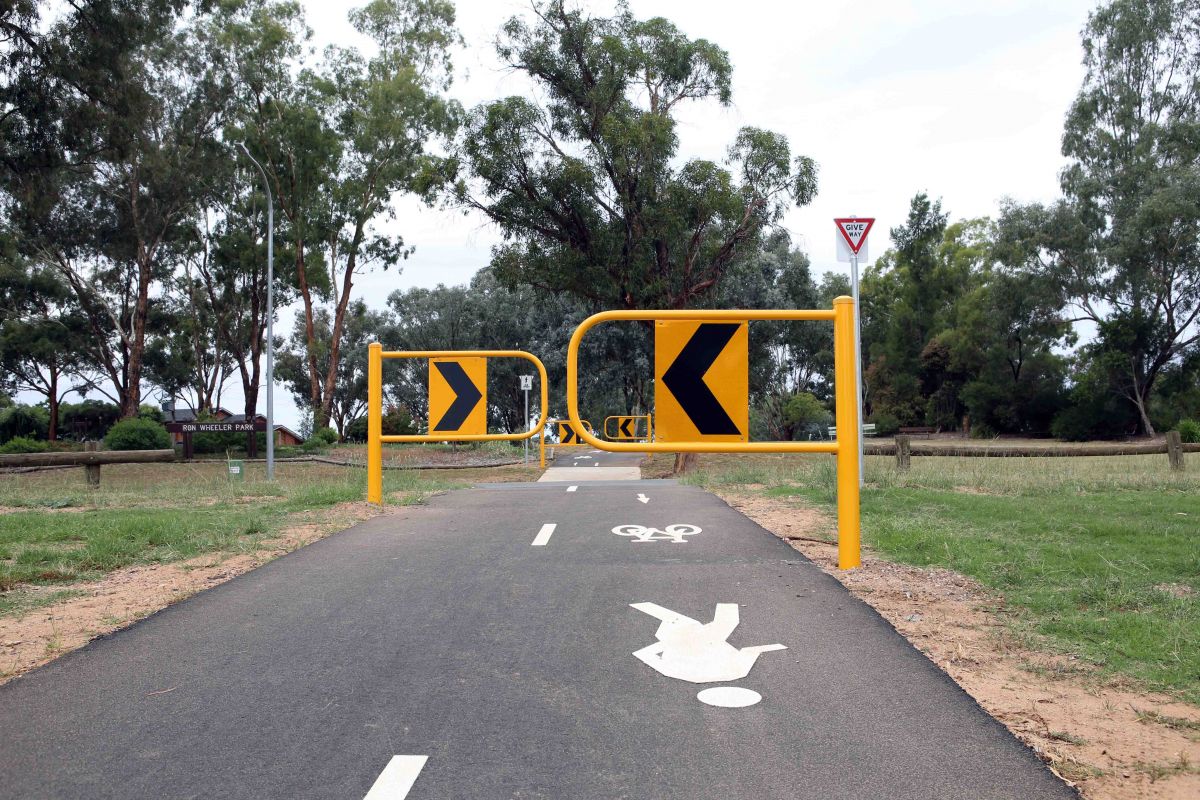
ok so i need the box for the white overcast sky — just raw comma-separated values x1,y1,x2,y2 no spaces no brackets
27,0,1105,428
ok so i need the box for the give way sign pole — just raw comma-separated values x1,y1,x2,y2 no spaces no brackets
835,217,875,487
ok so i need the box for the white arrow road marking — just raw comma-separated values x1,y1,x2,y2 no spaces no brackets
531,523,557,546
637,493,649,504
630,602,786,684
363,755,427,800
566,485,578,492
573,455,592,460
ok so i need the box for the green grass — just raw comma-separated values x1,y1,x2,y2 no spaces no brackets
671,451,1200,703
0,459,517,603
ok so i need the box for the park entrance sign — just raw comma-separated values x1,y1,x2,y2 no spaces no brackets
165,420,266,460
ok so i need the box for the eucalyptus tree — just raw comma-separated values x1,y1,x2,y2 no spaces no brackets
1,0,227,418
457,1,818,312
236,0,462,430
997,0,1200,434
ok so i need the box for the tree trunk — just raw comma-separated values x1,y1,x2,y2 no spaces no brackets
293,247,323,425
47,368,59,441
672,452,698,474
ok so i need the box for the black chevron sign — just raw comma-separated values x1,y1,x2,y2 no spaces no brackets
661,323,741,436
619,418,633,438
560,423,577,444
432,361,483,432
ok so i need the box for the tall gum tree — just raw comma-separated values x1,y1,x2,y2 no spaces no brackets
457,0,818,311
998,0,1200,434
239,0,462,430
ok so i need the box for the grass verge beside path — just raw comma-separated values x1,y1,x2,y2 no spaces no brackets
0,458,540,605
651,452,1200,704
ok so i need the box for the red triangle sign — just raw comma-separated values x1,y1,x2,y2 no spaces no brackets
834,217,875,254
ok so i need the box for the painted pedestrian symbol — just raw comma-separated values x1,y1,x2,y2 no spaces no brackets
612,524,700,543
630,603,786,706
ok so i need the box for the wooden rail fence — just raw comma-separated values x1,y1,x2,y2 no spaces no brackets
0,447,176,487
879,433,1196,471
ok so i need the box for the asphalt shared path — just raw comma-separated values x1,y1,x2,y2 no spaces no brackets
0,476,1076,799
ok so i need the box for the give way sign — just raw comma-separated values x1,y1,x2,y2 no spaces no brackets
835,218,874,257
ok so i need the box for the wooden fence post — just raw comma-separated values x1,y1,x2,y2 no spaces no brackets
895,435,911,471
1167,430,1184,472
84,442,101,487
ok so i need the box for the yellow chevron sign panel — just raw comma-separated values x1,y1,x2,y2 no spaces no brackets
556,420,591,445
654,320,748,443
429,357,487,436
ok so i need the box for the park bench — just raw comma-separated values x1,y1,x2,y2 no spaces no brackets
898,426,936,437
826,423,877,439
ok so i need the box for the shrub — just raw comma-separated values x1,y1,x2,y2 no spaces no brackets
1178,419,1200,444
0,436,49,454
137,404,164,423
345,416,368,442
969,422,998,440
312,426,338,444
59,400,121,440
869,412,900,437
301,436,330,453
104,418,172,451
382,408,416,436
0,404,49,443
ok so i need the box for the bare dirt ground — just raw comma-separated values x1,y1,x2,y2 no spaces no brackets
720,490,1200,800
0,500,398,686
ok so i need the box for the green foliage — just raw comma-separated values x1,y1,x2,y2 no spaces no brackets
869,412,901,437
783,392,830,428
0,404,49,443
103,419,172,451
0,436,49,454
59,401,120,441
995,0,1200,434
460,1,817,311
312,427,338,445
1178,419,1200,444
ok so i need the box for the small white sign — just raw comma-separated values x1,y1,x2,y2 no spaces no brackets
519,374,534,391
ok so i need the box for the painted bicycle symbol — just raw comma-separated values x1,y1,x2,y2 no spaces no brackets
611,524,701,543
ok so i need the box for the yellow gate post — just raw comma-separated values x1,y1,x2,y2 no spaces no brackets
564,303,861,569
833,297,862,569
367,342,383,505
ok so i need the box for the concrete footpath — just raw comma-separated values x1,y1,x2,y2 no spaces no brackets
0,480,1076,799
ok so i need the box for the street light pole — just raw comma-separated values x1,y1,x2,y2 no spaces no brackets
238,143,275,481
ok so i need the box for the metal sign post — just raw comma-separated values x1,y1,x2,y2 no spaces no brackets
835,217,875,487
520,374,533,465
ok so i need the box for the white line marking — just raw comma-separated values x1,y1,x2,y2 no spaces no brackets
698,687,762,708
531,523,557,546
566,485,578,492
637,493,649,504
363,755,428,800
593,462,599,467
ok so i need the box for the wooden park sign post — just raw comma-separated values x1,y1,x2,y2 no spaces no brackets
165,420,267,460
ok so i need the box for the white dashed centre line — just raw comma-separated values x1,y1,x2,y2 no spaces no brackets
363,755,428,800
566,485,578,492
531,523,557,546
